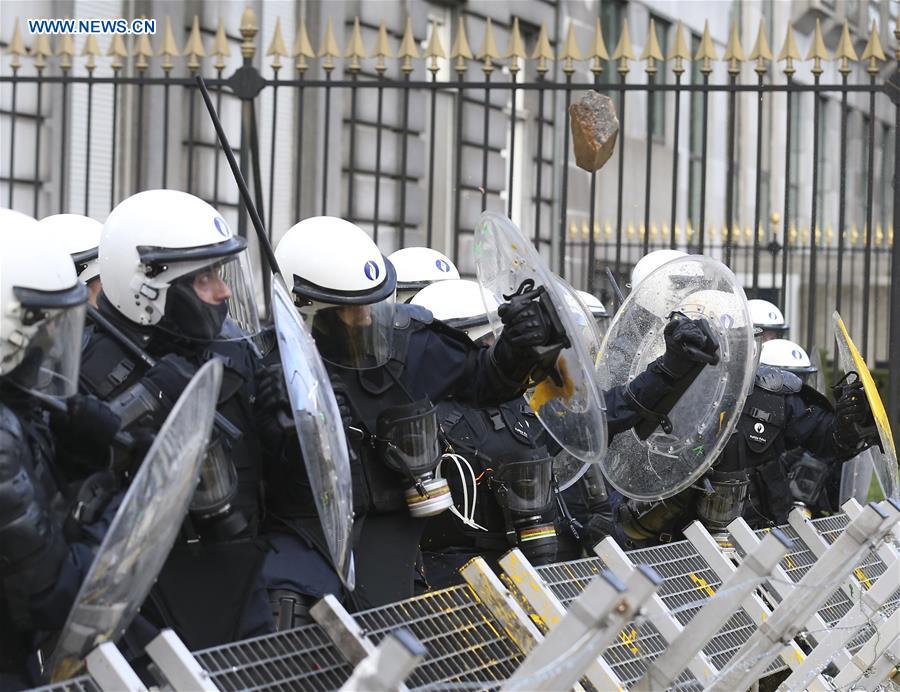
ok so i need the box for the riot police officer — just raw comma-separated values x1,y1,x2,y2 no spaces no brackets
0,210,122,686
748,298,789,342
37,214,104,308
388,246,460,303
76,190,283,649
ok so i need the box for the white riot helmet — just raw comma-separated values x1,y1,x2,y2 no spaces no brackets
388,247,460,303
747,299,788,341
276,216,397,369
100,190,260,343
630,249,688,289
38,213,103,284
760,338,816,380
411,279,500,343
575,290,608,320
1,209,88,397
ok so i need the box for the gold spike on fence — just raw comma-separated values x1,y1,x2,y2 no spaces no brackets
32,34,52,72
345,17,366,74
860,21,885,74
451,16,473,73
723,22,745,74
560,21,582,74
669,21,690,75
778,24,801,76
749,19,773,74
834,19,858,74
107,35,127,72
293,18,314,73
506,17,526,74
160,16,178,72
612,18,634,75
398,17,419,74
641,19,663,75
185,15,207,73
695,21,717,73
807,18,829,75
83,34,100,72
426,19,446,74
532,22,553,75
267,17,288,72
373,21,392,75
477,17,500,73
58,33,76,72
8,19,26,71
318,17,339,72
589,18,609,75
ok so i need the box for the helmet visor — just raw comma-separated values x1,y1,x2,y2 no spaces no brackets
5,303,86,398
310,295,395,369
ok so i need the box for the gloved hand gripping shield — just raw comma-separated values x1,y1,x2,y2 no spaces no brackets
47,359,224,682
596,256,755,501
474,212,607,464
272,276,355,588
832,311,898,499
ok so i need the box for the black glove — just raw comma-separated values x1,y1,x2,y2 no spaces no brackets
50,393,122,462
329,373,353,431
254,363,294,439
832,373,877,453
143,354,194,407
497,292,553,352
654,315,720,380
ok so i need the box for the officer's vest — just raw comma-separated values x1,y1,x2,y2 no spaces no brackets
423,397,550,552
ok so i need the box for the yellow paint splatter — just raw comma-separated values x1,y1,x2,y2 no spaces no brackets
784,555,795,570
529,358,574,412
854,568,872,590
619,627,639,655
689,572,716,598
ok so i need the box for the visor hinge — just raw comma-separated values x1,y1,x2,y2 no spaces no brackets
139,284,159,301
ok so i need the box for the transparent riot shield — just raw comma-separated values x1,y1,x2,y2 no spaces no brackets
553,449,590,491
840,449,877,504
474,212,607,464
596,256,756,501
833,311,898,499
48,359,224,681
271,275,355,588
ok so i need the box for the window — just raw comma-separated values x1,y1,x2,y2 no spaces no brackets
687,33,703,234
600,0,627,85
650,15,670,140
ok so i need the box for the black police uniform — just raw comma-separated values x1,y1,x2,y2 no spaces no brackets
266,305,535,610
78,294,274,650
555,466,613,560
421,397,557,587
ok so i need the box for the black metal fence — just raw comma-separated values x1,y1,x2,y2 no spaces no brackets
0,9,898,431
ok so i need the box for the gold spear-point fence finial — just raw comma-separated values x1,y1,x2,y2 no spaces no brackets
581,220,589,240
588,17,610,75
861,20,885,74
58,33,75,72
605,221,612,240
212,18,230,71
107,34,127,71
777,23,800,76
806,18,829,75
266,17,288,72
83,34,100,72
612,18,635,74
723,21,745,74
641,18,664,75
31,34,53,72
568,220,578,239
876,224,883,245
240,6,258,61
749,18,773,74
505,17,526,74
372,20,392,74
185,15,207,73
398,17,419,74
318,16,340,72
668,20,690,75
451,16,473,73
292,18,314,73
834,18,858,74
477,17,500,73
559,20,583,74
532,21,553,74
8,18,27,70
160,16,178,72
626,221,635,239
345,16,366,73
426,19,446,74
695,20,717,74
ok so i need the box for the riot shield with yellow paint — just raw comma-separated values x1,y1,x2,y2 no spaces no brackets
832,311,898,499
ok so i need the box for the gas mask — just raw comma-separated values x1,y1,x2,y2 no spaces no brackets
188,437,247,539
695,468,750,540
377,400,453,518
490,455,557,563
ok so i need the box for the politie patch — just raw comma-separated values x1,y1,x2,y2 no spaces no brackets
435,258,451,273
364,260,380,281
213,217,232,238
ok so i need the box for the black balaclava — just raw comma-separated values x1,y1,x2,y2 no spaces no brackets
158,277,228,344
